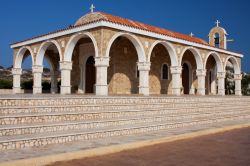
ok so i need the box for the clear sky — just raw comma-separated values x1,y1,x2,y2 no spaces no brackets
0,0,249,72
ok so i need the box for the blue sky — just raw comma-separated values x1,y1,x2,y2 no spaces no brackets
0,0,249,72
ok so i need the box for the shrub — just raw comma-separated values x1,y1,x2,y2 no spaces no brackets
21,80,33,89
0,80,12,89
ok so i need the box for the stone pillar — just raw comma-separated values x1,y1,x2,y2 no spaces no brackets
234,74,242,96
78,64,84,94
138,62,151,96
217,72,225,96
170,66,182,96
95,57,109,96
32,65,43,94
60,61,72,94
50,71,58,94
196,69,206,96
12,68,22,94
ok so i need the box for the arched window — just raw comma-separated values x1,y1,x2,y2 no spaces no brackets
162,64,169,80
214,33,220,48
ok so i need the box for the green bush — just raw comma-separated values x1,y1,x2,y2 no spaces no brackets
21,80,33,89
0,80,12,89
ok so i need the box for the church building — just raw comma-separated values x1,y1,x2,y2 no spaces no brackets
10,6,243,96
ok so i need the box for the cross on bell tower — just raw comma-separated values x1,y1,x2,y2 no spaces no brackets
215,20,220,27
90,4,95,13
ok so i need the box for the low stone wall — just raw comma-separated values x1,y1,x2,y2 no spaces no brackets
0,89,13,94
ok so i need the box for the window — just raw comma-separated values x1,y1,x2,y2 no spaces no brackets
162,64,169,80
214,33,220,48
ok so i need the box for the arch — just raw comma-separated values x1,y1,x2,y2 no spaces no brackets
148,40,178,66
182,61,193,94
224,56,240,74
105,32,146,62
14,46,35,68
179,47,203,70
36,40,62,66
204,52,223,73
64,32,98,62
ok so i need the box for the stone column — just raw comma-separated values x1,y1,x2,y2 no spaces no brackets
217,72,225,96
234,74,242,96
12,68,22,94
170,66,182,96
95,57,109,96
196,69,206,96
60,61,72,94
32,65,43,94
138,62,151,96
78,64,84,94
50,71,58,94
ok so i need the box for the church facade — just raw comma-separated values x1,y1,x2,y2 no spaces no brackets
10,10,243,96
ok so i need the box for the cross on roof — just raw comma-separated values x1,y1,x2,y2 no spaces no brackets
190,32,194,37
215,20,220,27
90,4,95,13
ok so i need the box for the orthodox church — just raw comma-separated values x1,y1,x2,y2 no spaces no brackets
10,5,243,96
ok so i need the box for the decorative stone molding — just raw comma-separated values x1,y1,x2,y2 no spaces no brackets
196,69,206,76
60,61,72,70
234,74,242,80
217,72,226,79
11,68,22,75
170,66,182,74
95,57,110,67
32,65,43,73
137,62,151,71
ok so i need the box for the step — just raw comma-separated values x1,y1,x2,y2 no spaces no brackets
1,104,250,125
0,96,248,107
1,108,249,136
0,112,249,151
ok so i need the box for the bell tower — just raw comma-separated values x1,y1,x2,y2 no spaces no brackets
208,20,228,49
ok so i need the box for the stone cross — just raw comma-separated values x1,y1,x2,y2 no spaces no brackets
90,4,95,13
190,32,194,37
215,20,220,27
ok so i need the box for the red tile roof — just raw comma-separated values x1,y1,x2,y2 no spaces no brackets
11,12,208,46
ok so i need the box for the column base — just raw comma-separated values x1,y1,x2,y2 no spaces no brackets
139,86,149,96
33,87,42,94
13,87,21,94
235,90,242,96
218,89,225,96
197,88,205,96
189,88,195,95
60,86,71,95
95,84,108,96
172,88,181,96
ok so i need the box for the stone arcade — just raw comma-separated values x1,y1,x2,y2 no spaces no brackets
10,10,243,96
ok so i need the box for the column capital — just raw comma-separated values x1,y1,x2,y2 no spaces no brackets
137,62,151,71
196,69,206,77
32,65,43,73
60,61,72,70
170,66,182,74
217,72,226,79
95,57,110,67
234,74,242,80
12,68,22,75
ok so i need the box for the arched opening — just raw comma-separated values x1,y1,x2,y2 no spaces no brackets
149,44,172,94
180,49,200,95
182,63,190,94
225,60,235,95
107,36,139,95
20,52,33,93
214,33,220,48
85,56,95,93
205,56,217,95
40,44,61,94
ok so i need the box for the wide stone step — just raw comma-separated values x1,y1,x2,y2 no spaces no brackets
1,104,250,125
1,108,249,136
0,96,248,107
0,112,249,151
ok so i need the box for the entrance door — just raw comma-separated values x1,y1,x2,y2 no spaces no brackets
85,56,95,93
182,63,189,94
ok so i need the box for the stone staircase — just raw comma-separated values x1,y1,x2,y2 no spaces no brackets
0,96,250,151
